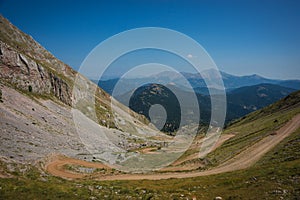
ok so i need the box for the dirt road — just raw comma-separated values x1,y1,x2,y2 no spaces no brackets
45,155,110,179
160,134,235,172
46,114,300,180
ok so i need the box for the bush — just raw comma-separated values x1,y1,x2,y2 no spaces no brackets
0,88,2,102
28,85,33,92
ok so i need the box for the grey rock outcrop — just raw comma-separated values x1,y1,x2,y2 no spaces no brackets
0,41,72,105
0,15,76,79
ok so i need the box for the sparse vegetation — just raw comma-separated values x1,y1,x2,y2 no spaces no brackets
207,91,300,167
0,88,3,102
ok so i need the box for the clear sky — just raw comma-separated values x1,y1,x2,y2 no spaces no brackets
0,0,299,79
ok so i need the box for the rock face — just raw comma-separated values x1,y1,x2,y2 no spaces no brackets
0,15,76,79
0,15,75,105
0,41,72,105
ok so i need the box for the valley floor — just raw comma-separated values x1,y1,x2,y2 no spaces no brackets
44,114,300,181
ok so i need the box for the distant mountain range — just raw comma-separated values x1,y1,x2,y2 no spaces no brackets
96,70,299,129
97,69,300,96
116,82,296,131
182,70,300,91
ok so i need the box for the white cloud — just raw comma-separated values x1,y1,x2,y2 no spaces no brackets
187,54,193,58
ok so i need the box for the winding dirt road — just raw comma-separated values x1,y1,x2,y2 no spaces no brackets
45,155,110,179
46,114,300,180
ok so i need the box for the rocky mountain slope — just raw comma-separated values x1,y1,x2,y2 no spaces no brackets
0,15,149,128
0,15,161,164
0,15,75,105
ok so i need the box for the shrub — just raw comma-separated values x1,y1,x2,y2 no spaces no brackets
28,85,32,92
0,88,2,102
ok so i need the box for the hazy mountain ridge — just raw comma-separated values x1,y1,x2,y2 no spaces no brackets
117,82,297,128
98,69,300,97
182,70,300,90
98,68,299,126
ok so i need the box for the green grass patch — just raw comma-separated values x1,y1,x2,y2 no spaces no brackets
207,100,300,167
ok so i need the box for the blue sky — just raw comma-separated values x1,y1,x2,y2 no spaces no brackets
0,0,300,79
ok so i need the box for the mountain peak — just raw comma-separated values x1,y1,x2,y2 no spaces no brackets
248,74,263,79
